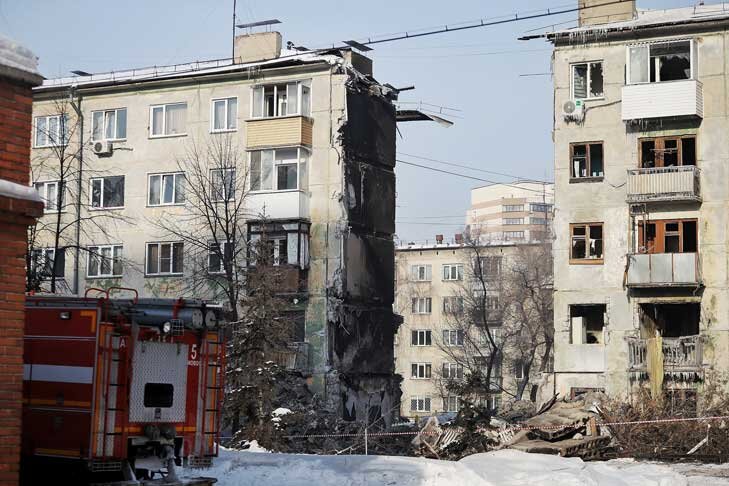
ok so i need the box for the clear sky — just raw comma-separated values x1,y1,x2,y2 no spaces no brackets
1,0,693,243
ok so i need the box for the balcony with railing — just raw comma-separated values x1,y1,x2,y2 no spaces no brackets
627,335,703,373
627,166,701,203
626,253,700,288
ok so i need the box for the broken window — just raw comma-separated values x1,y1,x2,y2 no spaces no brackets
247,220,309,268
91,176,125,208
639,136,696,168
638,219,697,254
571,142,604,179
572,61,604,99
31,247,65,279
411,363,432,379
639,303,699,338
410,396,431,412
442,329,464,347
411,329,432,346
411,297,432,314
442,264,463,281
208,241,233,274
570,304,606,344
570,223,603,262
411,264,432,281
628,40,694,85
251,80,311,118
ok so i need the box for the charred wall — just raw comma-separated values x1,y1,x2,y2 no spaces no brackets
327,82,401,424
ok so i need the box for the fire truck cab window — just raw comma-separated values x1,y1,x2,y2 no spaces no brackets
144,383,174,408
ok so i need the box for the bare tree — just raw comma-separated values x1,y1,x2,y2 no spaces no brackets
436,234,554,421
148,134,250,320
28,96,129,293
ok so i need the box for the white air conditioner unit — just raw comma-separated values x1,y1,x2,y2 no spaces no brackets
562,99,585,122
92,141,113,156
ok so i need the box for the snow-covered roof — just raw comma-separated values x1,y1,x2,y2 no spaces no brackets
542,3,729,41
0,34,42,85
36,49,344,92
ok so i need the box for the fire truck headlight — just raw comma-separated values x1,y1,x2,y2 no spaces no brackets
162,321,172,334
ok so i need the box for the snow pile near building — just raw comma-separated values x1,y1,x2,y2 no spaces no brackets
183,448,698,486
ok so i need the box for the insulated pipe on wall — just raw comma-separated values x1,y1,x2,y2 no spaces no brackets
69,88,83,295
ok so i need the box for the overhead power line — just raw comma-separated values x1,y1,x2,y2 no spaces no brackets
398,152,552,183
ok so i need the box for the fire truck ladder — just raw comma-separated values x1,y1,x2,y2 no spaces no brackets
199,332,224,459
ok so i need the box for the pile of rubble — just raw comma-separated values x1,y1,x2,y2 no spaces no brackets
413,392,613,461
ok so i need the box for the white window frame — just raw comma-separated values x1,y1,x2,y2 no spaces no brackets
90,176,125,209
210,168,236,202
91,108,127,141
149,102,187,138
411,297,432,314
570,61,604,100
210,97,238,133
145,242,184,276
250,80,311,119
248,147,309,193
34,180,63,212
411,329,432,346
410,396,431,412
442,363,464,380
208,240,232,274
626,39,697,86
148,172,185,206
411,264,432,282
504,218,524,225
34,114,68,148
411,363,432,380
87,244,123,278
442,329,464,347
443,395,460,413
515,362,526,381
442,264,463,281
503,204,524,212
443,296,464,315
504,231,525,239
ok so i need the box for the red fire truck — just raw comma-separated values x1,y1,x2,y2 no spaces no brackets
21,289,224,484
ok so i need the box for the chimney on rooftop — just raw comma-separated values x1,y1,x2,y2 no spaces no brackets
436,234,444,244
454,233,463,244
578,0,635,27
233,31,282,64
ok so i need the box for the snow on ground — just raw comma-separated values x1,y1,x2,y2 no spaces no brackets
181,448,729,486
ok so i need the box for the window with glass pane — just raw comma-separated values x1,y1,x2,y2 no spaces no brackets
250,148,308,191
150,103,187,136
208,241,232,273
31,248,65,278
87,245,122,277
211,169,235,201
570,142,604,180
411,363,432,379
212,97,237,131
442,264,463,281
91,176,124,208
572,62,603,100
146,242,184,275
628,41,693,85
411,330,432,346
35,115,67,147
148,172,186,206
35,181,63,212
92,108,127,141
251,81,310,118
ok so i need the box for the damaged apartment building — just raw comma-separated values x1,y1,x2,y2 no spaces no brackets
525,1,729,401
29,28,433,423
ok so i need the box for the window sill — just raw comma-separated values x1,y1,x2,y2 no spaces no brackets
570,177,604,184
149,133,188,140
87,275,122,279
33,144,68,149
91,138,127,143
249,189,305,195
569,259,604,265
89,206,125,211
210,129,238,134
146,203,185,208
246,114,310,122
144,273,184,278
574,97,605,102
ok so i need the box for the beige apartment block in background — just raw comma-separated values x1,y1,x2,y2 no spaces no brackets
466,181,554,243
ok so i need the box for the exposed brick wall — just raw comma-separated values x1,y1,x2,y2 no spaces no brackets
0,73,41,486
0,78,34,186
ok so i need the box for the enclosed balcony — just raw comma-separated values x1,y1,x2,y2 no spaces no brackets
622,80,703,121
247,190,309,220
627,166,700,203
245,116,313,149
626,253,700,288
